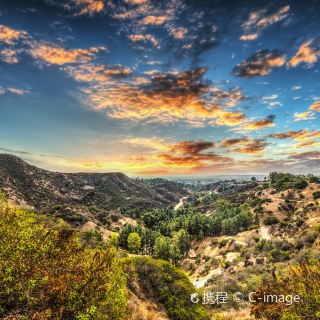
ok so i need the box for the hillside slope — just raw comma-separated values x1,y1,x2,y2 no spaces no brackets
0,154,189,224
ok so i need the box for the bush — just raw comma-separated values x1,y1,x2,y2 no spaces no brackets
0,209,128,319
313,191,320,200
132,256,210,320
294,179,308,189
263,215,279,226
251,260,320,319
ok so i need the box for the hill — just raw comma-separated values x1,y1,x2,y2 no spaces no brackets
0,154,189,225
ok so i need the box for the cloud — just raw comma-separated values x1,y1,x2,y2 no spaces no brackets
309,100,320,112
293,141,320,149
242,5,290,39
167,26,188,39
293,111,316,121
262,94,278,100
79,67,247,126
0,86,28,95
232,139,268,154
140,15,169,25
63,63,132,83
0,147,30,155
44,0,104,16
29,43,106,65
215,112,247,126
239,34,258,41
0,24,28,45
0,48,21,64
233,49,286,78
209,87,245,107
128,34,159,47
268,129,320,141
220,138,250,147
242,115,276,130
289,151,320,161
125,137,232,173
288,40,320,67
124,137,171,152
171,140,215,155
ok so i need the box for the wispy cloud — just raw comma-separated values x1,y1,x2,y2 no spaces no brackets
0,24,28,45
288,40,320,68
29,43,106,65
233,49,286,78
242,115,276,130
268,129,320,141
44,0,104,16
309,100,320,112
293,111,316,121
241,5,290,40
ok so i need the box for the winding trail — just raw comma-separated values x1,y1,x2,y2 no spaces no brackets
174,196,187,211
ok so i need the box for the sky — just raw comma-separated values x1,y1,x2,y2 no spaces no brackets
0,0,319,176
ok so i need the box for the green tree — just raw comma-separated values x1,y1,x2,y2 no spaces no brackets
127,232,141,254
154,235,171,261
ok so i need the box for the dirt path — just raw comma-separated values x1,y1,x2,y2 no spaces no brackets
174,196,187,211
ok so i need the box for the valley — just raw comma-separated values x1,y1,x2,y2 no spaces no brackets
0,154,320,319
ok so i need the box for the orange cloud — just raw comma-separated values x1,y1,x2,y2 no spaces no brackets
232,139,268,154
79,67,247,126
288,40,320,67
29,44,106,65
243,5,290,35
309,100,320,112
171,140,215,155
293,140,320,149
233,49,286,77
256,5,290,28
128,34,159,47
243,115,276,130
239,34,258,41
0,48,20,64
268,130,320,141
215,112,247,126
0,24,27,45
73,0,104,16
221,138,250,147
168,26,188,39
140,15,169,25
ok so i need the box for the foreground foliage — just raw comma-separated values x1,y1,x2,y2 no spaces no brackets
251,260,320,319
0,209,128,319
132,256,211,320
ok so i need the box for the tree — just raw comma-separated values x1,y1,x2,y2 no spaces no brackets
127,232,141,254
154,236,171,261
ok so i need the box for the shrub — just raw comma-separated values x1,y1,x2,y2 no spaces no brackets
294,179,308,189
0,209,128,319
263,215,279,226
313,191,320,200
251,260,320,319
133,256,210,320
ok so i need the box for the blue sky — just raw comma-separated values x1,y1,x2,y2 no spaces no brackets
0,0,319,175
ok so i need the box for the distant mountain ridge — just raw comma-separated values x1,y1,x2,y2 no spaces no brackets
0,154,189,223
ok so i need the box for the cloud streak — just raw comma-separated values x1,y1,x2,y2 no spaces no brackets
233,49,286,78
